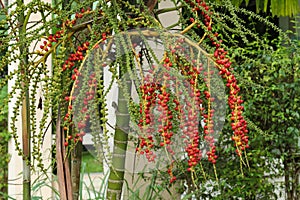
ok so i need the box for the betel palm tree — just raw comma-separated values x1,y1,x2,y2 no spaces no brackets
3,0,292,199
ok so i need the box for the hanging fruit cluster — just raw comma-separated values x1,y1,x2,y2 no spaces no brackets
186,0,249,155
40,0,249,183
133,0,249,183
38,7,108,147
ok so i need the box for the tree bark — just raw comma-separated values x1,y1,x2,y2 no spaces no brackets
56,108,73,200
146,0,158,12
71,142,82,200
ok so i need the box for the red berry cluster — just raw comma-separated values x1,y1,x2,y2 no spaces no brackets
210,33,249,156
62,41,90,71
136,135,156,162
65,7,92,27
136,60,179,162
40,30,63,52
167,41,207,171
136,55,185,184
58,8,108,148
136,81,158,162
138,82,158,127
202,69,219,164
39,8,107,148
203,106,218,164
187,0,249,157
213,47,249,155
163,57,173,70
182,90,202,170
179,68,203,170
63,72,97,146
184,135,202,171
158,59,176,150
186,0,212,30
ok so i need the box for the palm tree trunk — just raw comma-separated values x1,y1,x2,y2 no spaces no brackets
107,73,131,200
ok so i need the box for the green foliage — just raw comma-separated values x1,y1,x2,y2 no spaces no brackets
79,164,108,200
234,37,300,148
0,84,9,197
230,29,300,199
213,0,300,17
177,1,300,198
81,151,103,173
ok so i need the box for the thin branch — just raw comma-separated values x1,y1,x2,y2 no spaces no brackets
0,0,5,9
